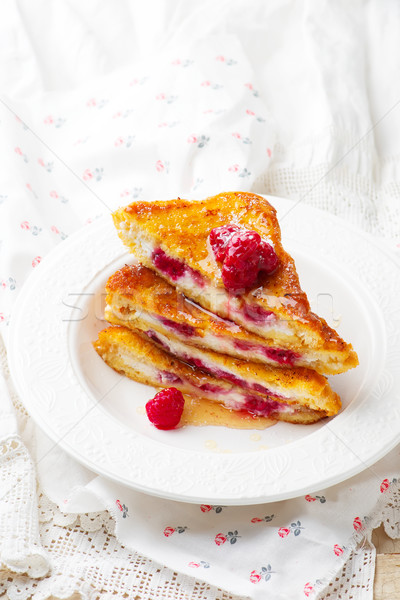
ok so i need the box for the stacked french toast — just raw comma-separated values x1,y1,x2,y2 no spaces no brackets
94,191,358,427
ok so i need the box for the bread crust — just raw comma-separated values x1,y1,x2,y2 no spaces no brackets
107,263,358,374
93,325,340,423
112,192,359,368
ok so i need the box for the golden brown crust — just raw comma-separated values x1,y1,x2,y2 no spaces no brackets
112,192,359,367
106,264,358,374
94,325,340,419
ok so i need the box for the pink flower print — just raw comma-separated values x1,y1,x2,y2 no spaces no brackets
246,109,255,116
304,582,314,597
83,168,103,182
193,134,209,148
200,504,224,513
380,478,390,493
278,521,304,537
156,93,166,101
214,533,227,545
187,135,198,144
278,527,290,538
188,560,210,569
115,136,135,149
22,221,41,236
155,160,170,174
267,148,272,158
353,517,363,531
38,158,53,172
1,277,16,291
228,164,239,173
43,115,54,124
214,530,240,545
305,494,326,503
171,58,193,67
333,544,344,556
115,499,129,518
87,98,97,107
50,190,68,203
15,147,28,162
216,55,225,62
163,526,187,537
201,80,211,87
250,565,275,583
26,184,38,198
32,256,42,268
51,225,67,240
120,187,142,200
251,514,274,524
232,132,241,139
250,571,261,584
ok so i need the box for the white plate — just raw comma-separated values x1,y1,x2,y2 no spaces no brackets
8,196,400,504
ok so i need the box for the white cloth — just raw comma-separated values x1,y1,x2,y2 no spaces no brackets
1,1,400,599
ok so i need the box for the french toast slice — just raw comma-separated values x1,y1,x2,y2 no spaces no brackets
93,326,341,424
106,264,356,375
112,192,358,372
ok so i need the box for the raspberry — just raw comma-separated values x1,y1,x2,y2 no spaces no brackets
145,387,185,430
209,224,241,261
259,241,279,274
221,230,263,291
221,230,278,292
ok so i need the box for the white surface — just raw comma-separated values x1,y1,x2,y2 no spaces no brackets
8,196,399,504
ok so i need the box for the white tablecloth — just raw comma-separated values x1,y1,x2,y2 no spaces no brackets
1,1,400,598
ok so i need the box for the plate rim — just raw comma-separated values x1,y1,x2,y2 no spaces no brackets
8,195,400,504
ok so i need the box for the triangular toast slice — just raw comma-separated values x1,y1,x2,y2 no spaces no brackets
93,326,341,424
106,264,356,374
112,192,358,371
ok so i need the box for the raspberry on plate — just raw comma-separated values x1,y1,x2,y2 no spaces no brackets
221,230,278,291
209,224,241,262
145,387,185,430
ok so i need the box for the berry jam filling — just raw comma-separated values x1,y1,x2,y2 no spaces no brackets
186,357,283,399
152,248,205,287
159,316,196,338
145,330,170,351
233,339,299,366
262,347,300,366
242,304,274,324
199,383,228,394
152,248,185,280
244,395,284,417
159,371,183,385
